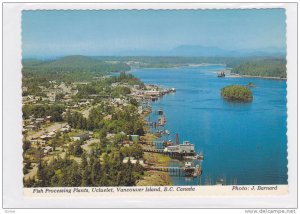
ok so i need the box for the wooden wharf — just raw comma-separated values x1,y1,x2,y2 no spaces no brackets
145,166,202,177
142,148,196,159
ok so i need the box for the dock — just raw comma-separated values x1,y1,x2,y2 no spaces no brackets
157,115,167,126
144,139,203,160
145,165,202,177
144,110,204,178
142,148,200,160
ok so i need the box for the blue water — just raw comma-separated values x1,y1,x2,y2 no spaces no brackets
131,65,287,185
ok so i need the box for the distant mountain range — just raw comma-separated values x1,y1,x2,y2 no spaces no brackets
117,45,286,57
23,45,286,60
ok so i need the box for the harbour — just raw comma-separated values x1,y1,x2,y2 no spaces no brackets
132,65,287,186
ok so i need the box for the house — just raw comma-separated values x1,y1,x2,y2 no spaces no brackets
47,131,56,138
39,131,56,140
60,125,71,133
71,89,79,95
72,104,79,109
30,139,46,147
88,131,94,138
45,116,52,123
47,93,56,102
60,127,70,133
71,133,90,142
25,124,38,131
40,135,50,141
35,118,45,124
42,146,53,155
122,157,145,166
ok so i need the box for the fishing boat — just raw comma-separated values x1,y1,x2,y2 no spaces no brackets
193,165,202,177
162,129,170,135
158,115,167,126
183,153,203,160
195,153,204,160
218,71,225,77
216,178,225,185
157,109,164,115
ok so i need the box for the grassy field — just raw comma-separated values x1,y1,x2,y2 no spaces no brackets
137,170,172,186
137,152,173,186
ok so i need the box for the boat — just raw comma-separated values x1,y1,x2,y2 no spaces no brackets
184,161,193,168
162,129,170,135
216,178,225,185
193,165,202,177
164,140,173,147
157,109,164,115
218,71,225,77
158,115,167,126
195,153,204,160
183,153,204,160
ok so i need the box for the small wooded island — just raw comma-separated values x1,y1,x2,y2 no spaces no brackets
221,85,253,102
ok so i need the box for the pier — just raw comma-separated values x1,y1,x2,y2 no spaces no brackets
144,106,204,178
145,165,202,177
142,147,203,161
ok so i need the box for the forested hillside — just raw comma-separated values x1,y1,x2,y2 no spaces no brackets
22,55,287,80
93,56,287,78
22,55,131,83
230,58,286,78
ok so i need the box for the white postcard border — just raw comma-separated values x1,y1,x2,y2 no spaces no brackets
2,2,298,208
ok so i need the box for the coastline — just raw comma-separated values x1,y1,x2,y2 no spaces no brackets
133,66,287,186
129,63,225,71
137,151,173,186
138,133,173,186
228,73,287,80
136,97,174,186
188,63,226,67
131,67,286,81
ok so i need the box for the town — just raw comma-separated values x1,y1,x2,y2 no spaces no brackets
22,68,201,187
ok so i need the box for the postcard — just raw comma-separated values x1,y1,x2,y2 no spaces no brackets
2,2,298,209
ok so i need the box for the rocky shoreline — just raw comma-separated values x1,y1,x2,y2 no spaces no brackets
229,73,287,80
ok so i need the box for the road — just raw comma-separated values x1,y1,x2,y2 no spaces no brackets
80,103,101,118
25,122,67,140
24,163,38,180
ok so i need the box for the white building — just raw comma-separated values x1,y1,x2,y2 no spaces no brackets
179,141,195,153
164,141,195,153
122,157,145,166
144,90,160,96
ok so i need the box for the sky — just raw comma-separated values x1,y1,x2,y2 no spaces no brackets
22,9,286,58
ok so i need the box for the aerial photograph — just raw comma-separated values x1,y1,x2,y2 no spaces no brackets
22,9,287,187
